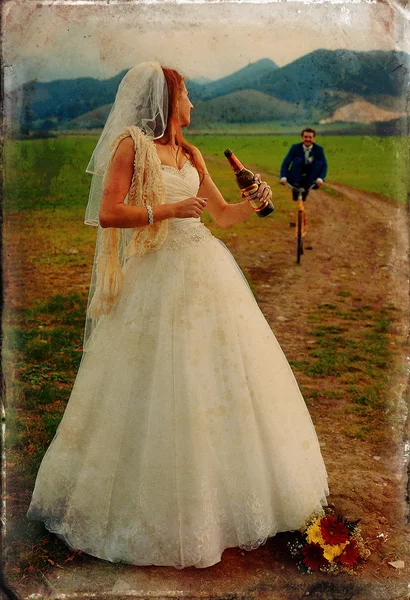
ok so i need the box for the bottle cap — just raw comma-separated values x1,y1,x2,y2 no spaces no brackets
223,149,232,157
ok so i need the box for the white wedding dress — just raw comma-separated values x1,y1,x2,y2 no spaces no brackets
27,161,328,568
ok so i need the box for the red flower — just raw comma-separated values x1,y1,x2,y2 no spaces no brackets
320,515,349,545
336,540,360,567
301,543,329,572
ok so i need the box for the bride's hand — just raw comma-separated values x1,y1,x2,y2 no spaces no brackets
254,174,272,202
173,196,207,218
240,174,272,202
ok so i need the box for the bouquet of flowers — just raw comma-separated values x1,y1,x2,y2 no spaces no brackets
288,510,370,574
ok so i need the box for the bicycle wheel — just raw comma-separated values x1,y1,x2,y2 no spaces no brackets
296,209,304,263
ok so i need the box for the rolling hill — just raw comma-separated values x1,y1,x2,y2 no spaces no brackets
187,58,279,101
189,50,409,105
189,90,305,126
260,49,409,103
7,50,409,134
320,101,405,124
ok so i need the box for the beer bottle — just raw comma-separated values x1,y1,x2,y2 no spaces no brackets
224,149,274,217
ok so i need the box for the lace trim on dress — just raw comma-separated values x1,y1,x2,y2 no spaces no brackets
161,223,213,249
160,162,191,176
88,126,168,318
29,480,327,568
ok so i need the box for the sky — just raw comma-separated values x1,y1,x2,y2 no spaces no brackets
3,0,409,89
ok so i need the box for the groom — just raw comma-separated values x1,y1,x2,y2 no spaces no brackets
280,128,328,200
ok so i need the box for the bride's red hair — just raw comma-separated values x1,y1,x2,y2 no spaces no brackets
160,67,204,180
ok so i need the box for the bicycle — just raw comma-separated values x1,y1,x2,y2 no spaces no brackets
286,183,317,264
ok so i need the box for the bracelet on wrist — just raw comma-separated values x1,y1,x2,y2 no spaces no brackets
146,205,154,225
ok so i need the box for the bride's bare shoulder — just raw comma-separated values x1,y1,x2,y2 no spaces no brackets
190,145,206,167
113,136,134,161
117,136,135,152
108,136,135,173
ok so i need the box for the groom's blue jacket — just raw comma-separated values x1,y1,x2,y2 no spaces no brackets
280,143,328,187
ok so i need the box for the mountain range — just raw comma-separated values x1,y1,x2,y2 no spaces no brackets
7,49,409,134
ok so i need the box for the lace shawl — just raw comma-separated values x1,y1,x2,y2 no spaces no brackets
88,126,168,318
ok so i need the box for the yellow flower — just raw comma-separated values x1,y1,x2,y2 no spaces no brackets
323,541,348,562
306,518,348,563
306,519,324,545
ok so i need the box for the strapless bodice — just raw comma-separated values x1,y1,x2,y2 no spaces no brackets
159,160,211,248
161,161,201,227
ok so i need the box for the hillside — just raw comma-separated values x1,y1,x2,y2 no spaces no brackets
7,50,409,133
182,90,303,126
253,49,409,104
189,58,279,101
68,104,112,129
193,50,409,105
320,101,405,124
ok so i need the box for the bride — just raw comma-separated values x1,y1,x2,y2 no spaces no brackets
27,62,328,569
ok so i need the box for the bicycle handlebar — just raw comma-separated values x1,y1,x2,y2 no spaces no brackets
285,182,318,193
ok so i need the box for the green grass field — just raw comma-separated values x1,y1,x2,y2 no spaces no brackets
4,134,409,216
187,120,374,135
4,132,408,581
188,134,409,204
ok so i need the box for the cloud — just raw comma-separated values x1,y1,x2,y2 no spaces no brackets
3,0,406,88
